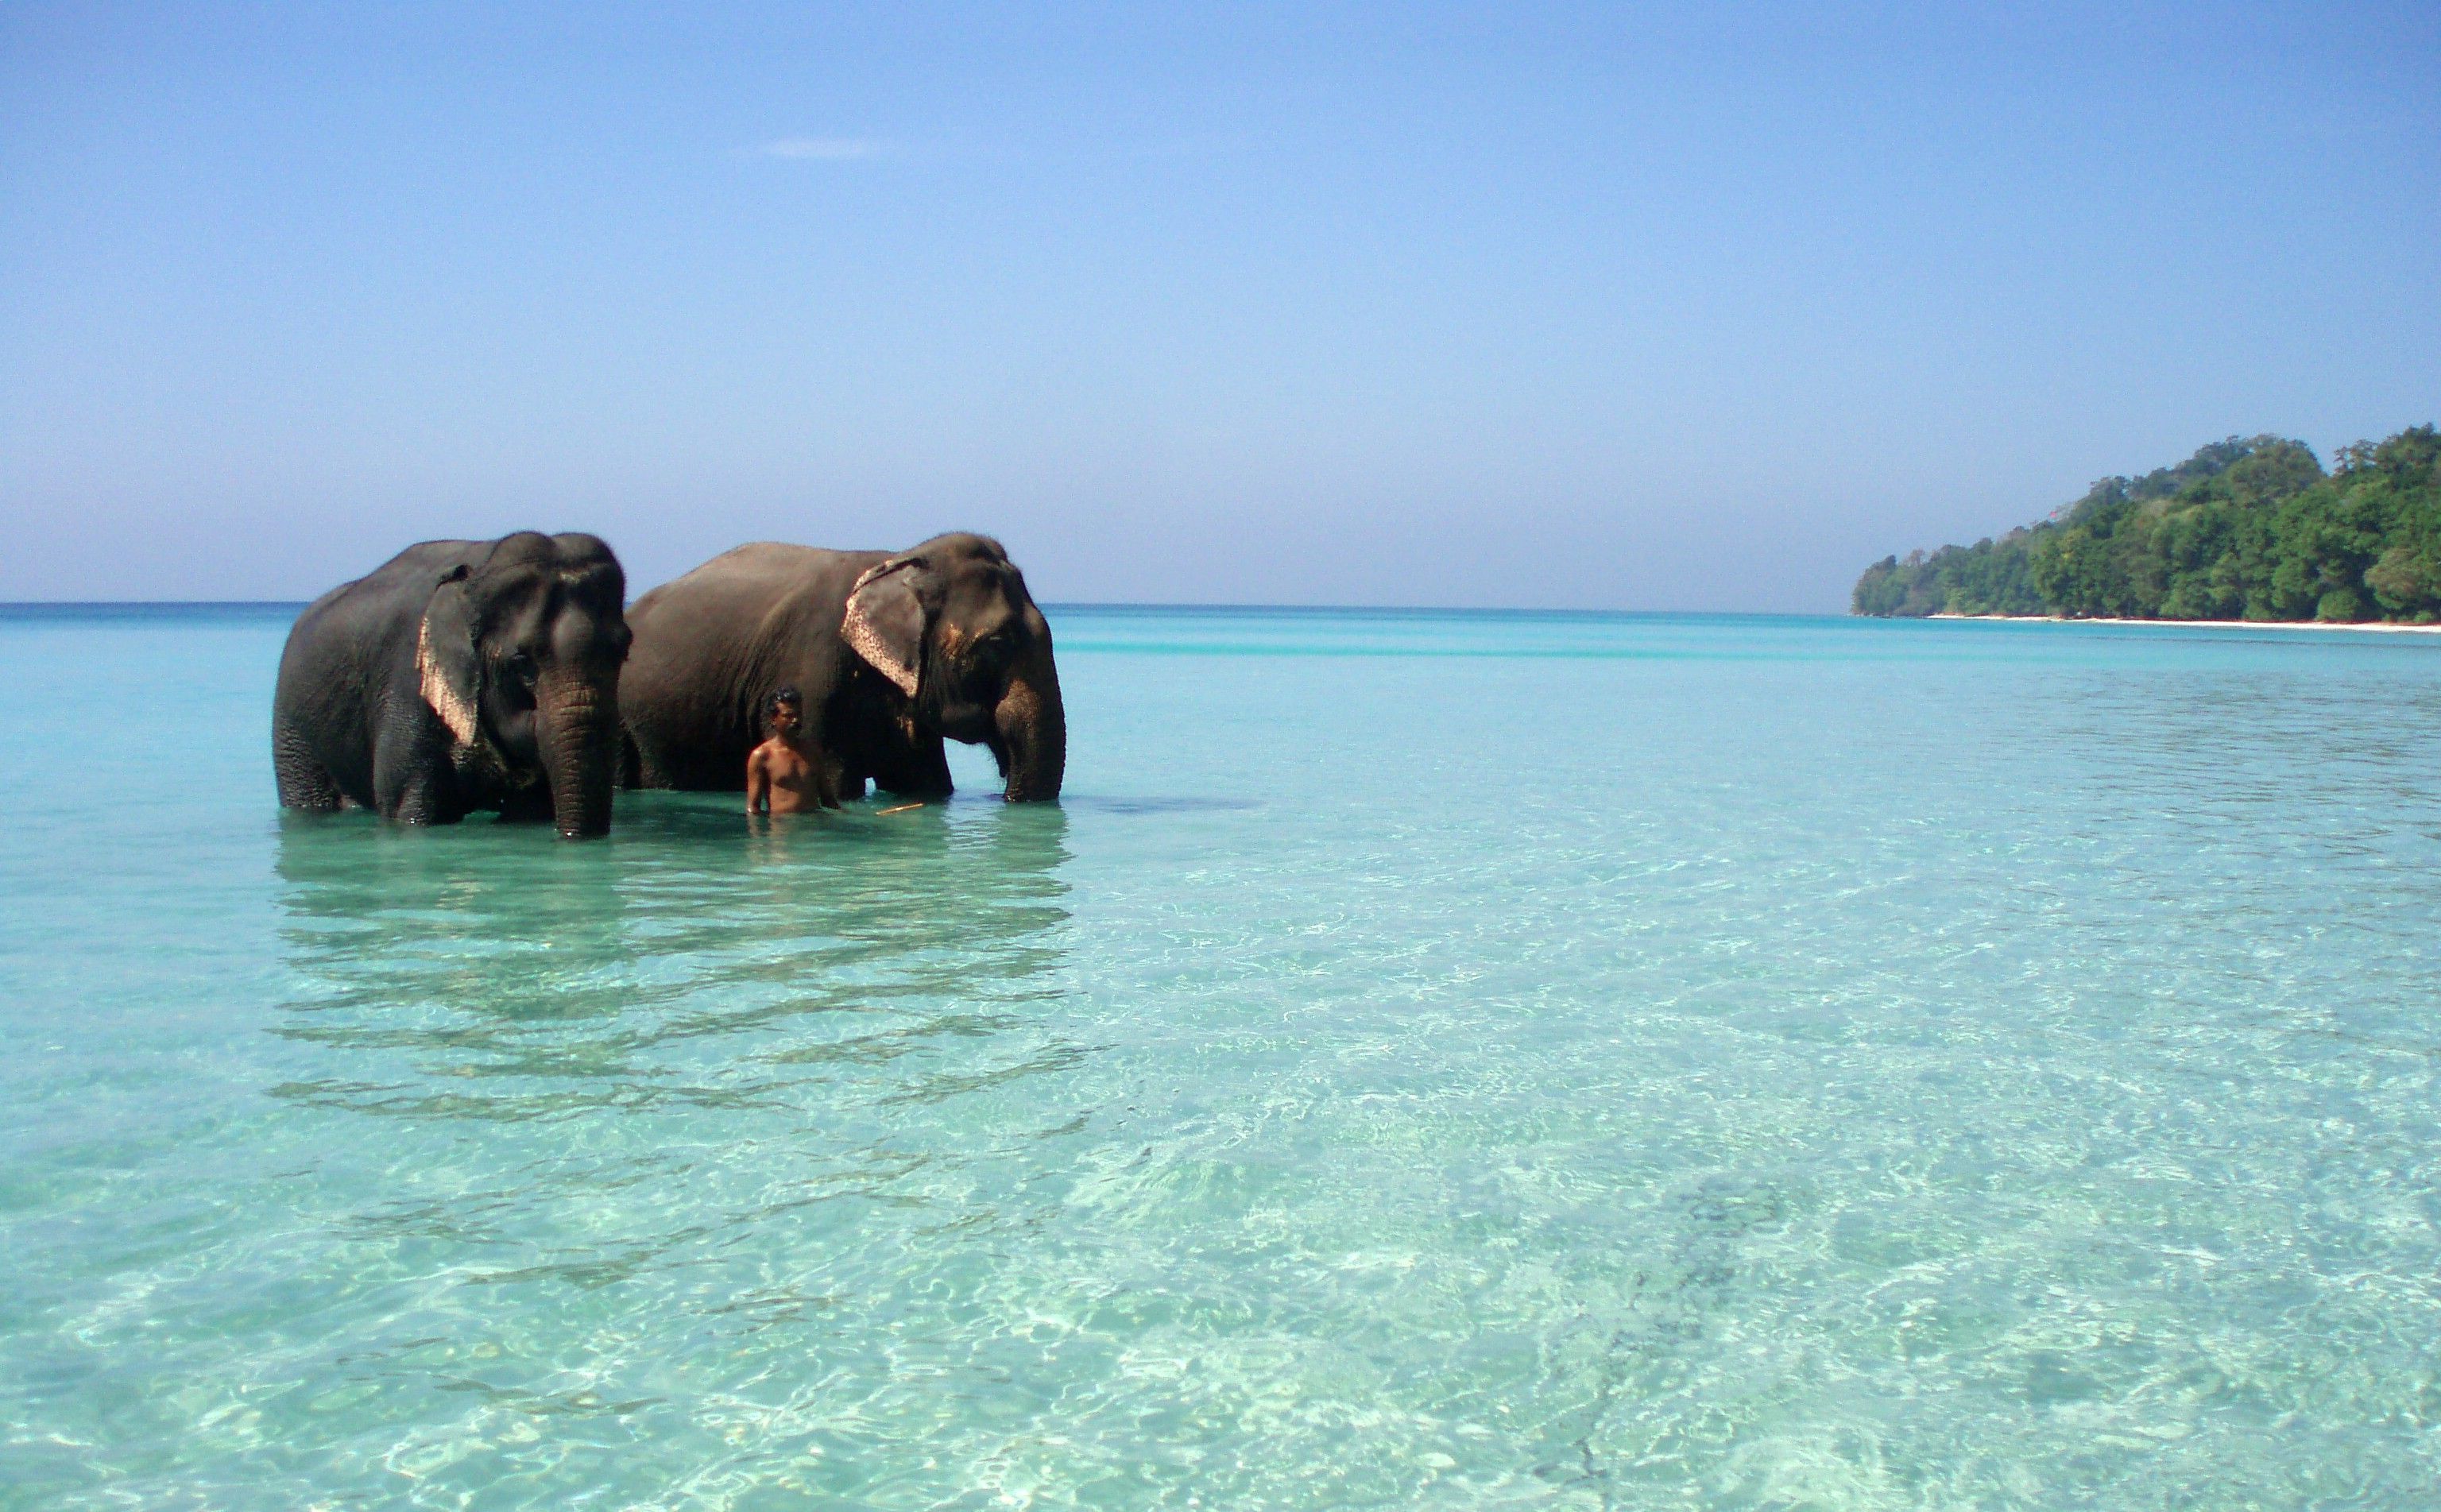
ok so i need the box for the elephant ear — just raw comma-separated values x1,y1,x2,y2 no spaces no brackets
842,556,931,698
416,564,485,748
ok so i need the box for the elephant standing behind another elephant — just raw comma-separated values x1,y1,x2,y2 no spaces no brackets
273,532,632,837
621,532,1065,803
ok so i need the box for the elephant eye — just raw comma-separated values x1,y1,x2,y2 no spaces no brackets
504,651,539,683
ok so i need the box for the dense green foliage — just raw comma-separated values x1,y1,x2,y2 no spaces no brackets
1853,425,2441,622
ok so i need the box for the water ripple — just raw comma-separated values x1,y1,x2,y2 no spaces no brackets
3,611,2439,1506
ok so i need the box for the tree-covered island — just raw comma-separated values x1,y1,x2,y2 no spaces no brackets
1853,424,2441,622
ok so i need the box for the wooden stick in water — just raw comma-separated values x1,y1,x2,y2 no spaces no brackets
876,802,925,815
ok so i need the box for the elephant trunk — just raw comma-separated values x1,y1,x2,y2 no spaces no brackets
992,652,1066,802
536,674,621,837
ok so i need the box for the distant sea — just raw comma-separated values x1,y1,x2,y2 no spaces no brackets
4,604,2436,1508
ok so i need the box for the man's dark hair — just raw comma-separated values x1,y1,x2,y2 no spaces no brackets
764,685,803,723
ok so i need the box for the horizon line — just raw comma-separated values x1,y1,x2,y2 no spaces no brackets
0,599,1850,620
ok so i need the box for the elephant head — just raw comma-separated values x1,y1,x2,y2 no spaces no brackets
416,532,631,836
841,533,1066,802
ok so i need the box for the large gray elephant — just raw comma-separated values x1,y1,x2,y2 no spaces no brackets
273,533,631,837
621,532,1064,802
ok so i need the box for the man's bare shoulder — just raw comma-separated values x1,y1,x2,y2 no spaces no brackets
752,737,813,769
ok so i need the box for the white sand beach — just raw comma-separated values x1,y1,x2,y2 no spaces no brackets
1929,613,2441,635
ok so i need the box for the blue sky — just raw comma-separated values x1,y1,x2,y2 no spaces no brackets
3,2,2435,609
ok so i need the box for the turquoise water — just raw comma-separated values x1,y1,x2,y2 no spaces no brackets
4,605,2439,1509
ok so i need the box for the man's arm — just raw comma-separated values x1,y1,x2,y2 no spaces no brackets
745,746,768,814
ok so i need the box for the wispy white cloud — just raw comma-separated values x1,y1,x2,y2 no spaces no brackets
760,137,887,161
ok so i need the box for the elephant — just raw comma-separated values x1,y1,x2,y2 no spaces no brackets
620,532,1065,803
273,532,632,837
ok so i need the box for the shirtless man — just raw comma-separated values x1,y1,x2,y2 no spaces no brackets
745,686,838,814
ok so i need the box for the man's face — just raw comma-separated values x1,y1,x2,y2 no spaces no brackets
771,702,801,735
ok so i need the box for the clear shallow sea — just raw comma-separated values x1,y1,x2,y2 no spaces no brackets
3,605,2438,1510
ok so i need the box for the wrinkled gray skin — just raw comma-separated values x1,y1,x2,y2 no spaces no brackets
273,533,632,837
621,532,1064,803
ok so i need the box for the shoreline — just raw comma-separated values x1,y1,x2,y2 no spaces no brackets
1928,613,2441,635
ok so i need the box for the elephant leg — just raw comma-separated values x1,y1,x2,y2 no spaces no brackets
868,731,953,799
808,747,845,809
273,721,343,811
388,764,458,825
396,768,471,825
373,707,459,826
621,730,656,789
623,725,688,791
